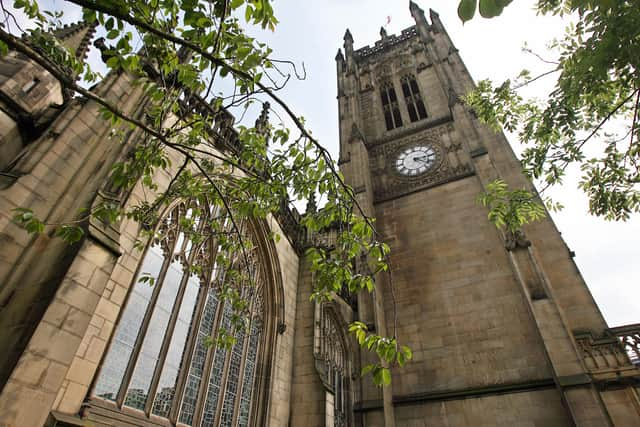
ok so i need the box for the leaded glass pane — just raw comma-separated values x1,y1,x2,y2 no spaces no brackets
178,289,220,425
237,320,261,427
199,302,233,427
219,330,245,427
124,257,184,410
93,245,164,400
151,274,202,417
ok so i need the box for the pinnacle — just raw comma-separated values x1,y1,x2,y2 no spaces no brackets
409,0,424,15
335,49,344,62
255,102,270,134
53,20,98,61
343,29,353,43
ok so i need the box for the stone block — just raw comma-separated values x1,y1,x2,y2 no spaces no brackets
94,297,120,323
65,357,98,386
29,321,82,365
56,381,88,415
62,307,92,338
10,352,49,387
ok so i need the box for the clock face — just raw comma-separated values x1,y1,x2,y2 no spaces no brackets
395,145,437,176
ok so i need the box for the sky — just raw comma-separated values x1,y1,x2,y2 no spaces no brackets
254,0,639,327
6,0,638,326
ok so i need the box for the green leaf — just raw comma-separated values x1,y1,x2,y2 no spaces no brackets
55,225,85,244
458,0,477,23
479,0,503,18
361,364,375,376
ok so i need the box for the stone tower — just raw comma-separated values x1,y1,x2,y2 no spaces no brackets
333,2,640,426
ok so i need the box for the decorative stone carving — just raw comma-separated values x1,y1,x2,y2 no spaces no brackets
368,122,473,201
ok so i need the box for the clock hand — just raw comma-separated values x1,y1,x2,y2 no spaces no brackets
413,155,431,162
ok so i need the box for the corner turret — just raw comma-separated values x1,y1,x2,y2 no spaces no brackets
0,19,96,170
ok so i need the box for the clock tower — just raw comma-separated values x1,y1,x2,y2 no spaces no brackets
335,2,640,426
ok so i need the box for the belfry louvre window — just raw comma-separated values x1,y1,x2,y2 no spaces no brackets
92,201,267,426
380,81,403,130
401,75,427,122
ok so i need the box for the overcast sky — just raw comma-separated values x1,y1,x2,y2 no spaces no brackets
9,0,638,327
255,0,639,327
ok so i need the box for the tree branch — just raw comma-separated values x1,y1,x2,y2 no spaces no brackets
66,0,378,235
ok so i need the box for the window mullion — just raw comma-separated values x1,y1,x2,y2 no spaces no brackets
191,297,225,427
212,342,234,426
213,219,250,426
115,235,178,407
191,215,237,427
168,277,209,424
170,212,223,424
229,278,258,427
143,235,202,416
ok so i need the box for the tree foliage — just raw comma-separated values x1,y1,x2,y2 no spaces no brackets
458,0,640,224
1,0,410,385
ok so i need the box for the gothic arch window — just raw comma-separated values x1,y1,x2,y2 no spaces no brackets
316,304,351,427
380,80,403,131
401,74,428,122
91,200,276,426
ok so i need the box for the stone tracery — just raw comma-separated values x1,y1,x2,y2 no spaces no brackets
92,201,272,426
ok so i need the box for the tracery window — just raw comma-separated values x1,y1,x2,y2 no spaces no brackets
317,305,350,427
401,74,428,122
92,201,267,426
380,80,403,131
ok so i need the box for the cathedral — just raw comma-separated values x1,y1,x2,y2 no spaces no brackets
1,2,640,426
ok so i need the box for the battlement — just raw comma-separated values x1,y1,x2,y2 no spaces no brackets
353,26,419,62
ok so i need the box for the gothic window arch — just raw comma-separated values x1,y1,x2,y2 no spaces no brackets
91,199,279,426
380,80,403,131
400,74,428,122
316,304,351,427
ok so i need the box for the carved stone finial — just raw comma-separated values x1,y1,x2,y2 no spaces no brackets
343,29,353,44
254,101,270,136
380,26,387,39
409,0,423,15
93,37,114,64
335,48,344,63
306,193,317,214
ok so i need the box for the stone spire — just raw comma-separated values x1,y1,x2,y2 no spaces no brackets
52,20,98,61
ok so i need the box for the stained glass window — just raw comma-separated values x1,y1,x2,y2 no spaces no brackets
92,201,267,426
